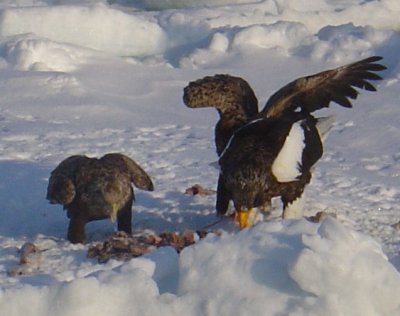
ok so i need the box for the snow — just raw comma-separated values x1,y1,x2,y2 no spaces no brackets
0,0,399,315
0,5,167,57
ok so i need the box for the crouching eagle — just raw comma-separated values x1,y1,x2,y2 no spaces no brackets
47,153,154,243
184,56,386,228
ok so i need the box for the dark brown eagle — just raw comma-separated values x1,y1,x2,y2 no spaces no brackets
183,56,386,228
47,153,154,243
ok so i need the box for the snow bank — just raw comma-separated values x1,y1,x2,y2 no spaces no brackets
160,3,400,68
231,21,313,55
0,0,400,64
179,218,400,315
1,219,399,316
0,5,167,56
0,0,399,66
290,219,400,315
0,0,399,315
0,34,99,71
0,258,163,316
138,0,256,10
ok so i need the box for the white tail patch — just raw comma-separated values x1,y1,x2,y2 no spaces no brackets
272,122,305,182
316,115,336,143
282,193,305,219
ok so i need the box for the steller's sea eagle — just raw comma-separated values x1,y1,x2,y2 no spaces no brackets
184,56,386,228
47,153,154,243
183,74,264,216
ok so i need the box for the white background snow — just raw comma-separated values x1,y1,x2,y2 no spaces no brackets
0,0,399,315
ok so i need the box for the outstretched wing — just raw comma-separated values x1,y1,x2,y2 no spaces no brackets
100,153,154,191
183,74,259,118
47,155,90,205
262,56,386,118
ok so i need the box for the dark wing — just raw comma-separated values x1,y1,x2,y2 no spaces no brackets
100,153,154,191
261,56,386,118
183,74,258,118
47,155,90,205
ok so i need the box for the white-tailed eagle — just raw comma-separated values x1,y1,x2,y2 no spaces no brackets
47,153,154,243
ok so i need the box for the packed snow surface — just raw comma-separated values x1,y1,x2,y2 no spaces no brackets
0,0,399,315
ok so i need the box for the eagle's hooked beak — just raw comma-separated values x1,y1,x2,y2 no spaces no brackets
235,208,257,229
236,210,249,229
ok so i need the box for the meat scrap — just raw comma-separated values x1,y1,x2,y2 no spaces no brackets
392,221,400,230
87,229,218,263
306,211,337,223
185,184,216,196
8,242,42,276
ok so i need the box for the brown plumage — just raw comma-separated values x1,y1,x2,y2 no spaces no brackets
260,56,386,118
218,112,323,222
219,56,386,225
47,153,154,243
183,56,386,227
183,74,258,155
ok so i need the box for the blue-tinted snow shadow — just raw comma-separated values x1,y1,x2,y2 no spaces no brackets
0,160,67,239
134,189,218,233
0,160,220,244
390,255,400,272
250,232,305,296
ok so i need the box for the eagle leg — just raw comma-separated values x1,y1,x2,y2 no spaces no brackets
282,193,306,219
259,201,272,215
216,174,230,216
117,199,133,234
68,217,87,244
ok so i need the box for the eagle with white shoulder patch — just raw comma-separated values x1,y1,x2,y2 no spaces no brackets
272,122,305,182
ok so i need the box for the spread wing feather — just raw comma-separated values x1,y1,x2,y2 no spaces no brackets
262,56,386,118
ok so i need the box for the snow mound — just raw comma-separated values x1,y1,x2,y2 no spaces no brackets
0,5,167,57
0,34,98,71
139,0,256,10
2,219,399,316
0,0,399,315
179,218,400,315
231,21,313,54
290,218,400,315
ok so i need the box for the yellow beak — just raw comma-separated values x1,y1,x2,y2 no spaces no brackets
235,208,259,229
236,209,250,229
